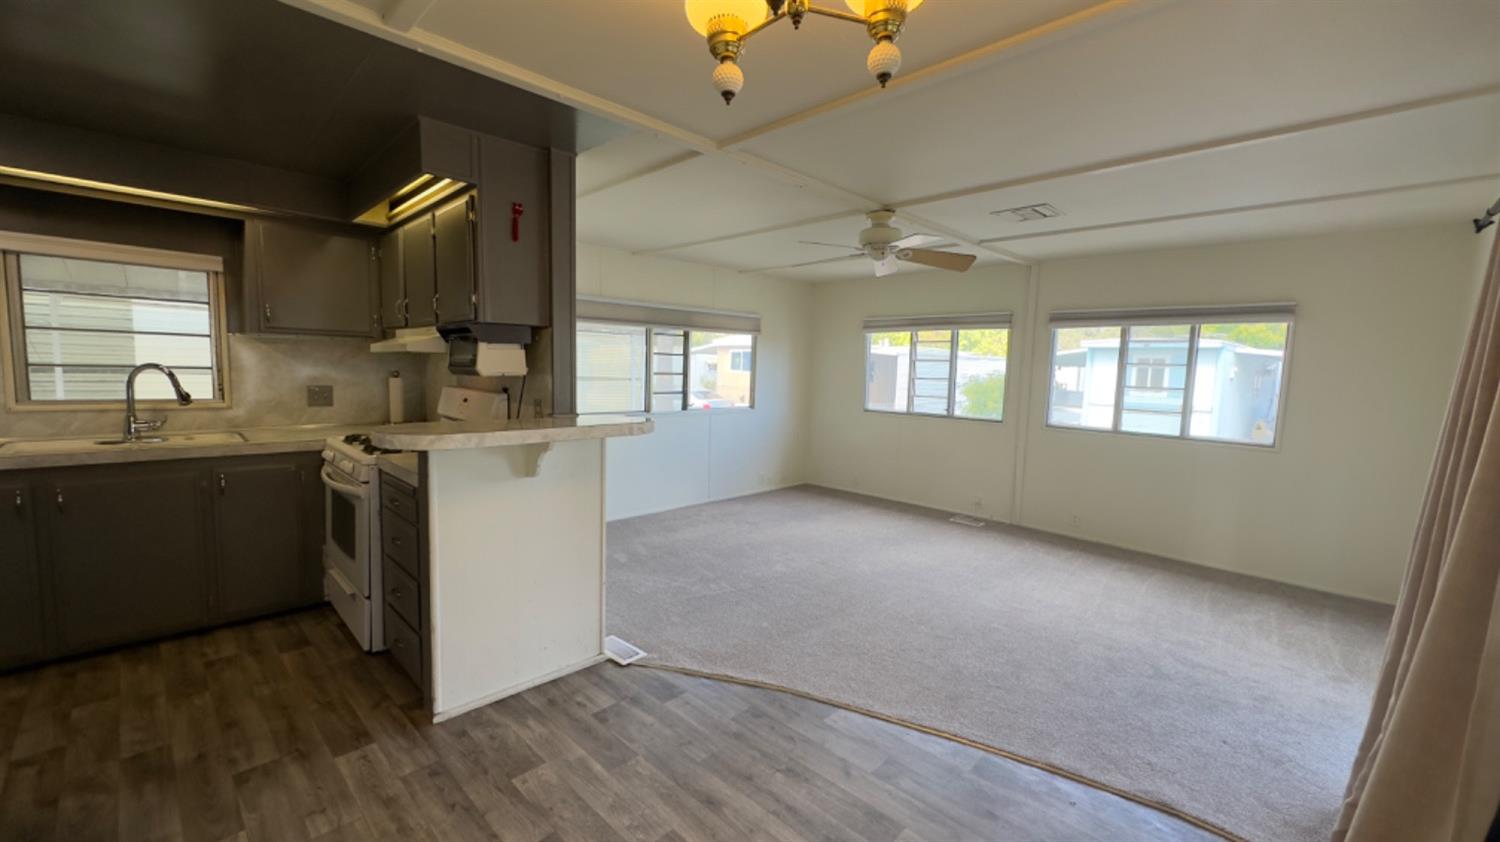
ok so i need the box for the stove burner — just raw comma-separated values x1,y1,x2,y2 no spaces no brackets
341,433,400,456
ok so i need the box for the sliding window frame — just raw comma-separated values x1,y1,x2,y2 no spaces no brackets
862,313,1012,423
1044,305,1296,449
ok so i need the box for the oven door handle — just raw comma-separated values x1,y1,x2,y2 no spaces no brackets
321,464,369,499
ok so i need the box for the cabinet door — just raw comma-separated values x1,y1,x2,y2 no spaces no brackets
254,218,377,337
378,227,405,331
47,467,209,655
0,482,44,669
434,194,476,325
401,215,436,327
212,459,315,622
477,136,550,326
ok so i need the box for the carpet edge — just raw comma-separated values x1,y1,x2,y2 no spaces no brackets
636,661,1250,842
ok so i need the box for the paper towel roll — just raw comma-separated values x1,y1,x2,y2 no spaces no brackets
387,371,404,424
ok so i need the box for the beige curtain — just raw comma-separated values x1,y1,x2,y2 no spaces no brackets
1333,230,1500,841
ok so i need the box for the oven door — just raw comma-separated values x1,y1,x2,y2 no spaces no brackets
321,463,371,596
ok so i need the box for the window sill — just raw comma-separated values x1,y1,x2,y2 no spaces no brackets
863,408,1005,425
1040,421,1280,451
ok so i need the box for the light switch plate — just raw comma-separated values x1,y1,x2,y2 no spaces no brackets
306,385,334,407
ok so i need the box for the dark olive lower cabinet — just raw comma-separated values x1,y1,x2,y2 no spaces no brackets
211,459,321,622
0,482,44,669
48,465,210,656
1,451,324,671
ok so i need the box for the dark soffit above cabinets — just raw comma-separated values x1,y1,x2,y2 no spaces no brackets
0,0,625,215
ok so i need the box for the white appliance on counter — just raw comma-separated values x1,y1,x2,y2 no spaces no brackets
320,386,509,652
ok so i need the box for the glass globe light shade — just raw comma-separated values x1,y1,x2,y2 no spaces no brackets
843,0,924,17
684,0,771,36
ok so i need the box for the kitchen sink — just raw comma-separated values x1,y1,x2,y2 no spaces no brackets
0,431,248,456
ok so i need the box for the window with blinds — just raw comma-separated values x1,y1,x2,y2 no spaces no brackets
1046,306,1293,446
863,313,1011,422
6,248,226,404
574,299,761,414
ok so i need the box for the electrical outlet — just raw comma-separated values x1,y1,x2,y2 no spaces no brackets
306,385,334,407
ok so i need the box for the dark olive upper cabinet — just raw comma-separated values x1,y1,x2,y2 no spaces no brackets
211,459,318,622
0,483,44,669
401,214,437,327
247,218,379,337
378,227,405,330
433,194,477,325
47,466,210,656
477,135,550,327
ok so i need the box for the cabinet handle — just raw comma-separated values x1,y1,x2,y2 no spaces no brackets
264,303,273,324
390,587,404,600
55,489,64,512
218,473,227,494
393,637,405,650
402,298,410,320
431,293,440,322
13,490,21,512
391,536,403,547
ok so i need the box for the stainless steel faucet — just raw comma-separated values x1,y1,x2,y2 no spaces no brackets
122,363,193,442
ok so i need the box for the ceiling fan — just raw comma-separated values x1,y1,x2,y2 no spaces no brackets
800,210,978,277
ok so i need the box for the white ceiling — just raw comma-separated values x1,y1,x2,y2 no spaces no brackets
288,0,1500,280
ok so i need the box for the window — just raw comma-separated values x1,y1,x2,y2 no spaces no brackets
575,322,646,414
863,316,1010,422
4,245,226,405
1046,308,1292,446
575,319,757,414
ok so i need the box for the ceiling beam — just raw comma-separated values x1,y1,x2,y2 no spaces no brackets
718,0,1166,151
381,0,436,31
630,84,1500,258
892,82,1500,210
632,210,863,256
577,151,701,200
977,173,1500,245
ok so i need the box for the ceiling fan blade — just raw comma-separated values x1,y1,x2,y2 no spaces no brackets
798,240,860,252
873,255,900,277
891,233,944,249
899,248,977,273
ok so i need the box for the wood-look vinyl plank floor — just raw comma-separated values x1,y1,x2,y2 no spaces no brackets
0,607,1221,841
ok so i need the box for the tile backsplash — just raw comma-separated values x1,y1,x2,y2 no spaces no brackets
0,334,427,439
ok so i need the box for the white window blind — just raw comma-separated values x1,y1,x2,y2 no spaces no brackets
7,246,226,404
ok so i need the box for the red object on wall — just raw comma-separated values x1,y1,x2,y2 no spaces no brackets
511,202,524,242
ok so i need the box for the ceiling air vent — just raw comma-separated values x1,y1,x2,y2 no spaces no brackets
990,203,1063,222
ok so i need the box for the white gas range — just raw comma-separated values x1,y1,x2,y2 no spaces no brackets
320,433,417,652
320,387,507,652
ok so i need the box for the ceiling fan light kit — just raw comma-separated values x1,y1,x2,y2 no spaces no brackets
684,0,924,104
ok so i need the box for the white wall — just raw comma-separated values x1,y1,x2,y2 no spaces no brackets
579,243,812,520
807,224,1482,602
807,265,1032,521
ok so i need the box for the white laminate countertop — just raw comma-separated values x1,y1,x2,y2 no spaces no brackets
368,415,653,451
0,424,367,471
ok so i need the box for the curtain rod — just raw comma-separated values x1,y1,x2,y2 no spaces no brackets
1477,197,1500,234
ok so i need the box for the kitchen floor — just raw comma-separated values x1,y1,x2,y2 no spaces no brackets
0,608,1213,842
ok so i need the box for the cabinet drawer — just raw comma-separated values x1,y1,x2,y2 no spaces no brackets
380,478,418,525
383,604,423,691
382,508,420,578
382,555,421,629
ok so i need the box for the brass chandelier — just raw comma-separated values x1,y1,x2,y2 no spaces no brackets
684,0,926,104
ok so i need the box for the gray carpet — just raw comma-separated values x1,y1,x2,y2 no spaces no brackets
605,486,1392,842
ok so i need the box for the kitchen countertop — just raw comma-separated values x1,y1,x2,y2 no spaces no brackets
369,415,653,451
0,423,368,471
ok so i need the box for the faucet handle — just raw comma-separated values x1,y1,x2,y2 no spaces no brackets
134,418,164,433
